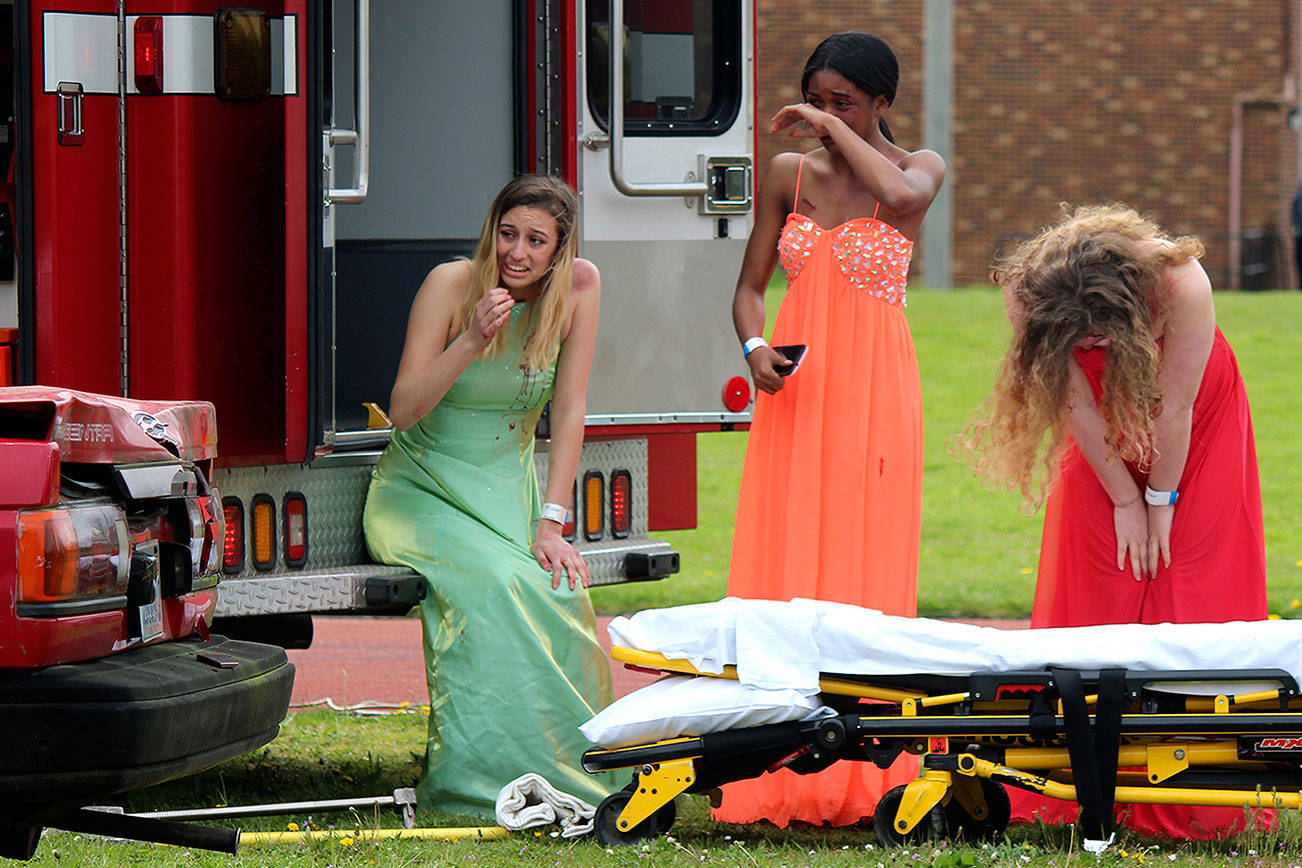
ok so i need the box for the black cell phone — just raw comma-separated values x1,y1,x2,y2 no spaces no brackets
772,344,807,376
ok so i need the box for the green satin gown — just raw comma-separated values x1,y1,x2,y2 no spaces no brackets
363,304,616,816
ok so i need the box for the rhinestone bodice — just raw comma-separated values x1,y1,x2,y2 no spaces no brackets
777,213,913,309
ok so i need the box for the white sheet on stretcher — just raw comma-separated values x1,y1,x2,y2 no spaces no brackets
606,597,1302,695
583,598,1299,748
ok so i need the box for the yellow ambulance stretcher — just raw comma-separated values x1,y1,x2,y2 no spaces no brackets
580,599,1302,849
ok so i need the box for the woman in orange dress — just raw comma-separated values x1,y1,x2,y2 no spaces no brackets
961,204,1269,839
720,32,946,827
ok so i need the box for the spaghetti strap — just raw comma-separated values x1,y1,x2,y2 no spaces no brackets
872,201,881,220
793,155,806,209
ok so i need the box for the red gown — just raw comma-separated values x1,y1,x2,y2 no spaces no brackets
1010,327,1270,838
716,156,922,826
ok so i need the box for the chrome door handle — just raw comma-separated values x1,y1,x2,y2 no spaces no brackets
607,0,706,198
325,0,369,204
56,81,84,146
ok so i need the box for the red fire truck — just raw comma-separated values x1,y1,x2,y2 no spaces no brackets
7,0,756,643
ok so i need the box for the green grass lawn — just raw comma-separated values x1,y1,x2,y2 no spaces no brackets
42,288,1302,866
33,709,1302,866
594,286,1302,618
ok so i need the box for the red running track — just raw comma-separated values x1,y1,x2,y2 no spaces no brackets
285,615,1028,711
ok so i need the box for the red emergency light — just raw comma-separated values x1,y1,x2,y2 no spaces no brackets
610,469,632,539
133,17,164,95
222,496,244,573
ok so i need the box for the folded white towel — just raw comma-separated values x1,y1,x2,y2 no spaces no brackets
494,773,597,838
735,598,821,693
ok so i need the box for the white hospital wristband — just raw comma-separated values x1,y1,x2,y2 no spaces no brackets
742,337,768,358
1144,485,1179,506
540,502,569,524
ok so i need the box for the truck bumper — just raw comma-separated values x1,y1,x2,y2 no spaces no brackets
213,564,425,617
0,636,294,827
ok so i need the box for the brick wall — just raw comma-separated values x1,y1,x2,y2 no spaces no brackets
756,0,1298,288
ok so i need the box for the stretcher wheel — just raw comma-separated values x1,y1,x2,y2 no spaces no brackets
872,784,948,847
945,779,1011,842
593,789,676,846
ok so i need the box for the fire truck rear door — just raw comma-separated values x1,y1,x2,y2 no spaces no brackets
325,2,520,439
28,2,122,395
578,0,755,427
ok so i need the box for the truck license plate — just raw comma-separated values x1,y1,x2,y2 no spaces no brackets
136,573,164,642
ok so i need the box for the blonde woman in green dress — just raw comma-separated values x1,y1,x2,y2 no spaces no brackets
363,175,613,815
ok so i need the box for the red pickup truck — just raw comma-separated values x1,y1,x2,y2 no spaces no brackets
0,387,295,859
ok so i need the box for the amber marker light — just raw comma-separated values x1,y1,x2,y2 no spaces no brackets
583,470,605,541
250,494,276,570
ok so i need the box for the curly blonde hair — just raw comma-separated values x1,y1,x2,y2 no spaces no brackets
956,204,1204,506
460,174,578,372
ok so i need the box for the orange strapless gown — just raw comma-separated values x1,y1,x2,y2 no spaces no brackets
715,156,922,827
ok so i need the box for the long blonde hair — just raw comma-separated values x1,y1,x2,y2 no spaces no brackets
956,204,1204,505
459,174,578,372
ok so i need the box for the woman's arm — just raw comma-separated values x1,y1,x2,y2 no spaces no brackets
1144,259,1215,571
532,259,601,590
769,103,945,223
387,262,515,430
1063,361,1150,581
733,153,796,394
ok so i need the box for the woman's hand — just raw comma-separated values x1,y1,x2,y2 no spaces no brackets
746,346,792,394
1146,504,1175,575
533,520,590,591
1113,497,1149,582
467,287,515,350
769,103,839,139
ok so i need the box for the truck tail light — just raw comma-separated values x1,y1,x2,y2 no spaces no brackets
610,469,632,539
222,496,244,573
16,505,129,609
204,493,226,576
133,16,164,94
583,470,605,541
283,492,307,567
561,482,576,541
183,493,223,589
250,494,276,570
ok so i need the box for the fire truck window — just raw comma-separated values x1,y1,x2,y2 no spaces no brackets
586,0,740,136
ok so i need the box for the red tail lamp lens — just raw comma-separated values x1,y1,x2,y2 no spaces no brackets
610,469,632,539
16,505,129,605
222,497,245,573
283,492,308,567
722,376,750,412
133,16,164,94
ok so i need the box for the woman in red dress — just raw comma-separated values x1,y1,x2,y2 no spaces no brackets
961,204,1269,838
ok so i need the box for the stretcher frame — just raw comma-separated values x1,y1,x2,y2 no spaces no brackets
583,647,1302,847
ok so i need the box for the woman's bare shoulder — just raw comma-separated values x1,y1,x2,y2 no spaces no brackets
416,259,472,301
1162,255,1211,298
573,257,600,292
425,258,472,284
899,147,947,175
